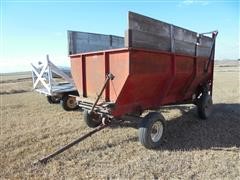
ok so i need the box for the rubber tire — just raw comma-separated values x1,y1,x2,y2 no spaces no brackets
83,110,101,128
47,96,61,104
61,94,79,111
197,94,213,120
139,112,166,149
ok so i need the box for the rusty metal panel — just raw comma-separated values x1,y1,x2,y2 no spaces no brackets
125,29,171,51
174,40,196,56
128,11,170,37
126,11,213,58
197,45,212,57
173,26,197,43
199,35,213,47
130,50,172,74
68,31,124,55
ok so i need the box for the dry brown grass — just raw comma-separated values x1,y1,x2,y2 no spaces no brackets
0,63,240,179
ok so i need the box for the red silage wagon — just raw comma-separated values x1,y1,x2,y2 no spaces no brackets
35,12,218,164
68,12,217,149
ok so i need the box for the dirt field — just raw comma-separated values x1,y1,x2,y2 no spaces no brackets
1,62,239,179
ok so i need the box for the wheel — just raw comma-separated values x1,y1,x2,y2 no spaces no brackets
139,112,166,149
47,96,61,104
197,94,213,119
83,110,102,128
61,94,79,111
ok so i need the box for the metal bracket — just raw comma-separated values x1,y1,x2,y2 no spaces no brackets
170,25,175,53
90,73,115,113
203,31,218,72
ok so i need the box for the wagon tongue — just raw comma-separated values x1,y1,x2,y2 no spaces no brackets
33,73,115,165
33,123,108,165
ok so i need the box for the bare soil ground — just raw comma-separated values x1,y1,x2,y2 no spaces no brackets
0,62,240,179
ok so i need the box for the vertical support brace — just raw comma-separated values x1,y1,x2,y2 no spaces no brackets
204,32,218,72
46,55,53,94
170,25,175,53
82,55,87,97
172,54,176,76
209,32,217,96
105,52,110,101
157,54,176,105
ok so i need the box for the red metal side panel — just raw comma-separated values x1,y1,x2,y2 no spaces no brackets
188,57,210,93
70,48,213,118
112,50,172,116
112,49,211,117
70,56,83,95
70,49,130,102
190,57,207,91
85,54,105,98
163,55,194,103
109,51,129,102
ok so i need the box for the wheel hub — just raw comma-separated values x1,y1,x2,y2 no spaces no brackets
67,97,76,108
150,121,163,143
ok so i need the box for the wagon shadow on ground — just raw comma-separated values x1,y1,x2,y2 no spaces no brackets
117,103,240,151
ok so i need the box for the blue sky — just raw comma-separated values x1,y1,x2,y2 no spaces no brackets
0,0,239,73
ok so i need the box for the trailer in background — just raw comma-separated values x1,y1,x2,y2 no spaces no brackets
31,55,79,111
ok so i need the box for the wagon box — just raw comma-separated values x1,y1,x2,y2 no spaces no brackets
35,12,217,164
69,12,217,119
70,47,214,116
